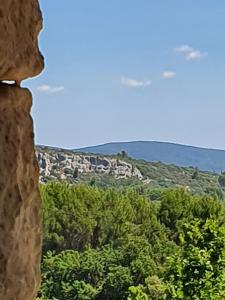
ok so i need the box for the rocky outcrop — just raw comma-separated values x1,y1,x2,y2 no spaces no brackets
0,1,44,299
37,148,143,182
0,0,44,83
0,84,42,299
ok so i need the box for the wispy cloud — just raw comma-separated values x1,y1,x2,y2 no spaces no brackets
175,45,207,61
186,50,207,61
121,77,151,88
162,71,176,79
175,45,194,54
37,85,65,94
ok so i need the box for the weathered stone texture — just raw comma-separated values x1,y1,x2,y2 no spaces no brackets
0,0,44,82
0,84,41,300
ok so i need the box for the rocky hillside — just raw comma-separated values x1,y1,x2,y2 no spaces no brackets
37,146,224,199
37,147,143,183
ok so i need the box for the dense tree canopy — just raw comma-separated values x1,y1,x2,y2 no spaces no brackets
38,183,225,299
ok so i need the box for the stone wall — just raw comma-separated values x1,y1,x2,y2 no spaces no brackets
0,0,44,83
0,1,44,299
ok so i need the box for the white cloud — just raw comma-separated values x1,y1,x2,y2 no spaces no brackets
121,77,151,88
186,50,207,61
175,45,194,53
162,71,176,79
37,85,65,94
175,45,207,61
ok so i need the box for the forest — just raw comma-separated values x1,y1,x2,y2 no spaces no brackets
37,182,225,299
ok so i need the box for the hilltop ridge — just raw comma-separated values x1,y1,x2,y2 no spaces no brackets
75,141,225,173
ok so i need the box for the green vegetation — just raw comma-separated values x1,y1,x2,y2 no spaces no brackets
77,157,225,200
122,158,223,197
218,172,225,187
37,183,225,299
165,219,225,299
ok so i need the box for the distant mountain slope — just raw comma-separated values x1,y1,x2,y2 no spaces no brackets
76,141,225,173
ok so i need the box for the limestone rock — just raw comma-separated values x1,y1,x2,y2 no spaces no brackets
0,83,41,300
0,0,44,82
37,148,144,182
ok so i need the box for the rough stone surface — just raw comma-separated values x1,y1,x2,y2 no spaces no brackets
0,84,41,300
0,0,44,82
37,148,144,182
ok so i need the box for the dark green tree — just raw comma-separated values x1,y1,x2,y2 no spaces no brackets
218,172,225,187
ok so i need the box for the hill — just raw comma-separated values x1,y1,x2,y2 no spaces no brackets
37,146,224,198
75,141,225,173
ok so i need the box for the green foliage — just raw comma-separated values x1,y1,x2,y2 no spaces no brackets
165,219,225,299
128,276,166,300
39,183,225,299
128,286,149,300
117,150,129,159
191,168,199,179
39,245,153,300
158,189,225,241
218,172,225,187
41,183,169,255
39,250,100,299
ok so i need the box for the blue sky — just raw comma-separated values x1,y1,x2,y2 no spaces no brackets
26,0,225,149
